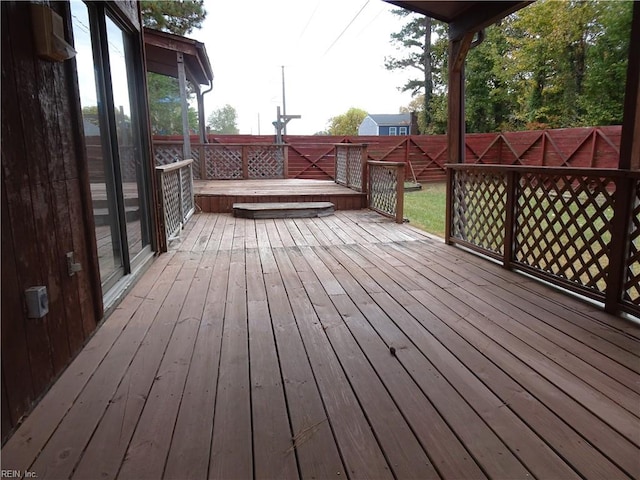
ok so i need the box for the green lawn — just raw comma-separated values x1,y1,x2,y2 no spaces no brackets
403,182,447,237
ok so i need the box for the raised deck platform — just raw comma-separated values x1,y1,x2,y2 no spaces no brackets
194,179,366,213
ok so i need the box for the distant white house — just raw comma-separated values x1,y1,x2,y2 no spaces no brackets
358,113,418,136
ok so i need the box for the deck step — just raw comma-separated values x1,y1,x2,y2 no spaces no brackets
232,202,335,219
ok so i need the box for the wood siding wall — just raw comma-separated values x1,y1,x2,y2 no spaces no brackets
1,1,99,442
155,126,622,182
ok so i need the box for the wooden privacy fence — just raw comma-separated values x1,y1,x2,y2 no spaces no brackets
334,144,405,223
154,142,287,180
155,159,195,252
153,126,621,182
445,164,640,315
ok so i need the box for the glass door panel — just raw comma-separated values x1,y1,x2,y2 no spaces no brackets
71,1,124,290
105,16,150,262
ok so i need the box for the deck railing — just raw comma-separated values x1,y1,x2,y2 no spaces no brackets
154,142,287,180
156,159,195,252
332,143,405,223
446,164,640,315
334,144,367,191
368,161,405,224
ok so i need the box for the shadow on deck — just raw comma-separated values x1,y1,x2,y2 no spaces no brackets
3,211,639,479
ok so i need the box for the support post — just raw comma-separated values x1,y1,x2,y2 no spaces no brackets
361,144,368,193
619,1,640,170
503,170,517,269
396,163,405,224
282,145,288,179
196,89,207,144
177,52,191,160
447,32,474,165
605,176,634,313
445,167,454,244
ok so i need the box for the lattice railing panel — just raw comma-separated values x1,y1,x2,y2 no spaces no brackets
247,145,284,178
190,147,201,180
451,170,507,255
205,145,242,179
623,179,640,305
514,174,615,294
161,169,182,240
156,159,195,250
118,145,138,182
347,148,363,191
335,148,347,185
154,143,183,166
368,162,404,222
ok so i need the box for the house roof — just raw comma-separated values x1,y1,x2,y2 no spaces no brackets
367,114,412,126
143,28,214,86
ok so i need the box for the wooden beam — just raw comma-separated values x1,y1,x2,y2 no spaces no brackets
196,90,207,144
447,32,474,165
144,30,199,57
177,52,191,160
449,2,532,41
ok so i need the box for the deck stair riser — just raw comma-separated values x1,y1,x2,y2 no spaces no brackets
233,202,335,219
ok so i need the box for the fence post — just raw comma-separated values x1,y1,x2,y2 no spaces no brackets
503,170,517,269
605,175,634,313
199,144,206,179
445,167,454,244
396,163,405,224
178,167,185,227
346,147,352,188
282,145,288,179
361,144,368,193
242,145,249,179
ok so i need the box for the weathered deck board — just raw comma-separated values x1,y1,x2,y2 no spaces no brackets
3,211,639,480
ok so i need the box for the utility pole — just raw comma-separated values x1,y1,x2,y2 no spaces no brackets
272,106,301,144
281,65,287,135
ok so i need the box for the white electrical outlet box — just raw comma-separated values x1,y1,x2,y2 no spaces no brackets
25,286,49,319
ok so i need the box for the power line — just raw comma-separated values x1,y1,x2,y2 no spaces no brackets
323,0,370,57
356,4,386,38
297,0,322,44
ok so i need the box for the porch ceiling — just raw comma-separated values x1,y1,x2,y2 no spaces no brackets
386,1,532,39
144,27,213,86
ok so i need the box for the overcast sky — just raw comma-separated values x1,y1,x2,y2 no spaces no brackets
189,0,417,135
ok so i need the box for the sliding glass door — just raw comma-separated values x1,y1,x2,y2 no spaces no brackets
71,1,151,298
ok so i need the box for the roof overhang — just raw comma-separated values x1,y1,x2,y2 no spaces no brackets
144,27,214,86
385,1,532,39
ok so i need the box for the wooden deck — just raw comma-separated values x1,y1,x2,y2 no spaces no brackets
3,211,639,479
194,179,366,213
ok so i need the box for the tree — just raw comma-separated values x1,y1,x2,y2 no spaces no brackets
580,1,633,125
147,73,198,134
385,9,447,133
327,108,368,136
389,0,632,133
208,105,239,134
465,23,516,132
141,1,206,36
141,1,206,135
